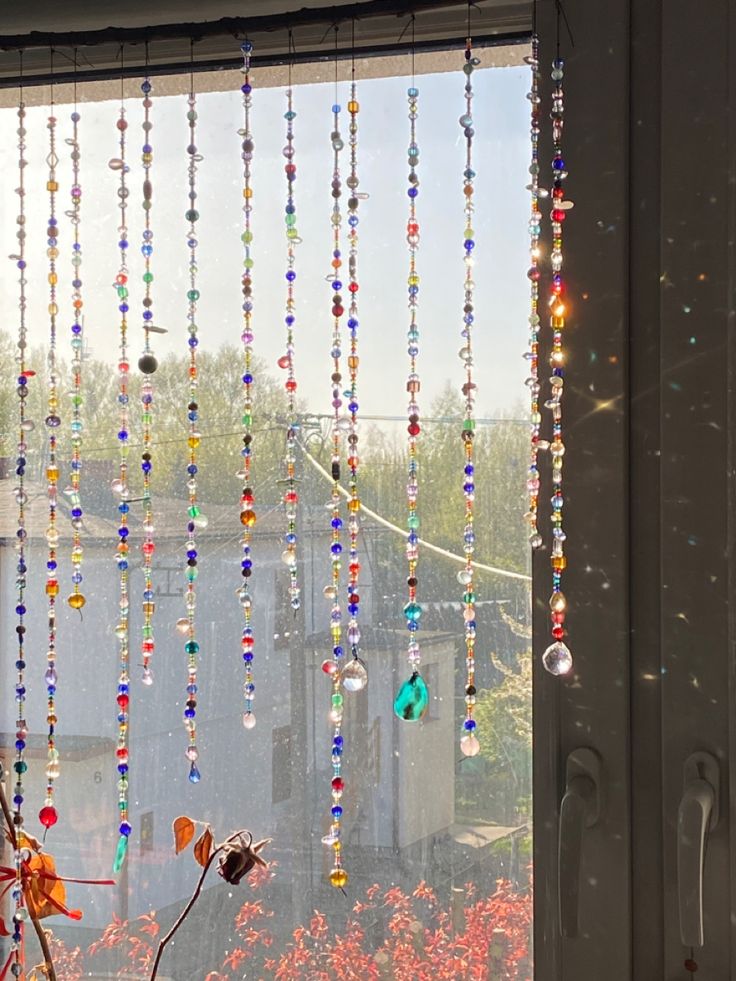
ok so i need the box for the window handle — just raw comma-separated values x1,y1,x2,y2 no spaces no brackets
558,747,602,939
677,751,720,948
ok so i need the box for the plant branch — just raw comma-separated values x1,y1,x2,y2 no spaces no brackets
30,917,57,981
0,773,56,981
0,767,17,849
149,831,249,981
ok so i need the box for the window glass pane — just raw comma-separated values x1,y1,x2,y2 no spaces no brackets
0,49,532,978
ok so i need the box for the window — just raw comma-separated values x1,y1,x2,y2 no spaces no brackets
0,43,534,978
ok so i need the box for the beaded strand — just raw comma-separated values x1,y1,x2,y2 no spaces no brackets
10,73,30,974
320,83,349,890
343,72,363,683
39,86,62,834
542,53,574,677
278,80,301,611
111,83,132,874
393,80,428,722
458,38,481,758
238,41,258,733
524,34,544,551
66,100,86,614
180,78,204,780
138,71,158,685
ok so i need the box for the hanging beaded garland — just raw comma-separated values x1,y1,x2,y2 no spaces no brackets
238,40,258,733
10,64,31,973
524,33,544,551
458,38,481,758
40,74,62,834
66,92,86,613
393,79,428,722
320,71,349,889
342,61,365,692
111,75,132,873
180,70,204,780
138,69,158,685
277,74,301,612
542,53,574,677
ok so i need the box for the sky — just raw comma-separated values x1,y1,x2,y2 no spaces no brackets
0,59,531,429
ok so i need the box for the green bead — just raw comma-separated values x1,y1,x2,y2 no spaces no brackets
143,272,153,284
331,693,344,707
117,286,128,299
242,230,254,244
186,209,199,223
185,640,199,654
242,413,252,426
188,505,200,518
463,419,476,431
463,591,475,604
187,289,200,302
14,761,27,774
113,834,128,874
285,213,297,227
393,673,429,722
407,515,420,530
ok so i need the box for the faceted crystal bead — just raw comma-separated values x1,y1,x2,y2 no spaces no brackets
542,641,573,676
341,658,368,692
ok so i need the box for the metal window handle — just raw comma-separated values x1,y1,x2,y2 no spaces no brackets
677,751,719,948
558,748,602,939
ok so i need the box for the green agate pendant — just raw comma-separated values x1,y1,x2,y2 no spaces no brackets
113,833,128,874
393,672,429,721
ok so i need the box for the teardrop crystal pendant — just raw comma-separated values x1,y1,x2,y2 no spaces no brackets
113,834,128,874
393,671,429,721
341,657,368,692
542,641,573,676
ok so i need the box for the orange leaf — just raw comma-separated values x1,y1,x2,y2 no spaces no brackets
173,816,196,854
25,852,79,921
193,827,214,868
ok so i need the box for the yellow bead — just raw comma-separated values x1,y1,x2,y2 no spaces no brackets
348,101,359,113
244,187,253,199
46,180,58,192
240,509,257,527
329,868,348,889
348,498,360,512
68,593,86,610
48,272,58,286
46,466,59,481
45,581,59,597
551,556,567,571
188,435,200,449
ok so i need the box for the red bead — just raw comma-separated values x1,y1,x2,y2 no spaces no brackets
408,423,420,436
142,541,155,556
277,354,290,369
552,209,566,222
285,379,297,392
552,612,565,624
348,282,359,293
684,959,698,972
322,660,337,675
349,593,359,604
284,490,298,504
332,305,344,317
116,748,129,760
142,640,154,653
117,693,129,708
285,164,296,175
552,625,564,640
331,777,344,792
39,805,58,829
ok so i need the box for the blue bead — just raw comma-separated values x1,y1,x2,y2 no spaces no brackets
331,517,343,528
463,719,477,731
408,187,418,198
332,104,341,113
188,763,201,783
243,652,253,662
119,821,132,836
188,464,198,475
118,763,128,773
243,373,253,384
333,646,343,658
47,560,57,571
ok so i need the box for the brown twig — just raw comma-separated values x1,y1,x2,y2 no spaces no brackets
149,831,249,981
30,917,57,981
